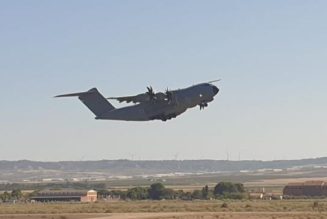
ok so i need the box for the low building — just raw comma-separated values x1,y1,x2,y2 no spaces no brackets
283,181,327,197
81,190,97,202
31,190,97,202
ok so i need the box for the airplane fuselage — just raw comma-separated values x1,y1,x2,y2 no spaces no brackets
96,83,219,121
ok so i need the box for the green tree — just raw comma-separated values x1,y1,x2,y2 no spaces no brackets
0,191,11,202
97,189,110,199
180,191,192,200
126,187,149,200
192,190,202,199
162,188,176,200
201,185,209,199
109,190,127,200
11,189,23,200
234,183,245,193
214,182,238,196
214,182,245,199
148,183,165,200
175,190,185,200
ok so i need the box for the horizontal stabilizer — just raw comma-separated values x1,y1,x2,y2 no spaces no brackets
54,88,97,98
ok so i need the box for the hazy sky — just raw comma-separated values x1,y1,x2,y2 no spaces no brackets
1,0,326,161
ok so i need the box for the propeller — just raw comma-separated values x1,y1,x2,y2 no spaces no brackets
165,88,173,102
207,79,221,84
146,86,156,100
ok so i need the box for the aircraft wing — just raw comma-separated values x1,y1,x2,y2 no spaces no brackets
108,92,168,104
107,93,151,103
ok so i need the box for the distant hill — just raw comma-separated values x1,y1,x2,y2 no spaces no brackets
1,157,327,182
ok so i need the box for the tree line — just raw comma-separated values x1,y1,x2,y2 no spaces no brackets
0,189,23,202
99,182,246,200
0,181,246,202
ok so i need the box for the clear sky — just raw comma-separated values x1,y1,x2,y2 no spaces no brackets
1,0,326,161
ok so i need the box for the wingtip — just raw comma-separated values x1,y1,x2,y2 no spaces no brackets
53,90,94,98
54,94,70,98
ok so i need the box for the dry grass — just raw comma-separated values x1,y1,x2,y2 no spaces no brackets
2,212,327,219
0,199,327,215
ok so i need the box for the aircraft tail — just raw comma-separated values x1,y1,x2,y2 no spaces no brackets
55,88,115,117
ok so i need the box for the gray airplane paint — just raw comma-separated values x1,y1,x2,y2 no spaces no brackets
55,82,219,121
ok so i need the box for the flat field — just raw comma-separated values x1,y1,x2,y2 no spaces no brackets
1,200,327,219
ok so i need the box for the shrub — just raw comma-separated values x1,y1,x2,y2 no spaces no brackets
313,201,319,209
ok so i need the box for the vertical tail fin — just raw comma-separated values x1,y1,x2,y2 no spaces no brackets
55,88,115,117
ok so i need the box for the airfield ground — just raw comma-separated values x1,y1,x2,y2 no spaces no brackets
1,175,327,219
0,199,327,219
1,212,327,219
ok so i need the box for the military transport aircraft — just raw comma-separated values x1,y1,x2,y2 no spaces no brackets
55,80,220,121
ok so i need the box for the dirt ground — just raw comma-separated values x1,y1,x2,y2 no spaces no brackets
91,212,327,219
0,214,104,219
1,212,327,219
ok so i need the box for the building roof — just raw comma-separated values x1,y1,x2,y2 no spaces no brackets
286,182,304,186
304,181,324,186
36,190,97,197
286,181,326,187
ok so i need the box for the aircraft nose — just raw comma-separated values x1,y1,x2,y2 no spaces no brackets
212,86,219,95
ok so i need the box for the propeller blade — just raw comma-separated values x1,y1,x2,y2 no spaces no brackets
146,86,155,99
207,79,221,84
165,88,173,102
